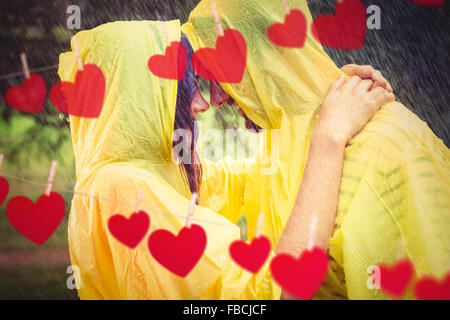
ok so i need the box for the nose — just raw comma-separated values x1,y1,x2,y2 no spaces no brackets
191,90,210,114
210,81,230,107
196,100,210,113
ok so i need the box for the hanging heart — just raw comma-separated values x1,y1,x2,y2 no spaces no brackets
270,247,329,300
6,192,66,245
414,272,450,300
311,0,367,50
148,224,207,277
378,259,415,298
5,74,47,114
229,236,271,273
148,41,188,80
267,9,308,48
192,29,247,83
0,177,9,206
49,64,105,118
108,210,150,249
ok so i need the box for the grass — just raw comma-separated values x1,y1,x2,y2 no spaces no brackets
0,199,74,299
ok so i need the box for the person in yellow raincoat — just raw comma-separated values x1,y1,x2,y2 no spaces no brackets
61,20,280,299
182,0,450,299
59,12,394,298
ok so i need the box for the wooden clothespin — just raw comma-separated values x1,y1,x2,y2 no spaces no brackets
307,215,319,250
282,0,290,14
20,53,30,79
0,154,4,171
256,213,264,238
72,36,84,71
211,1,225,37
186,193,198,228
135,189,144,213
44,161,58,196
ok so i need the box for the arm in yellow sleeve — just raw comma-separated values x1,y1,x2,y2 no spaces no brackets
200,158,253,225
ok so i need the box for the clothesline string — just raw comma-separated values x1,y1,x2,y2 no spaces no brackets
0,45,150,82
0,37,192,82
0,38,281,236
0,171,420,255
0,172,238,231
0,65,58,81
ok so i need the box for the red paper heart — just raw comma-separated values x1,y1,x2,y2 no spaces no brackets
311,0,367,50
148,41,187,80
148,224,207,277
414,272,450,300
0,177,9,206
6,192,66,245
270,247,329,300
229,236,271,273
108,210,150,249
379,259,414,298
49,64,105,118
192,29,247,83
411,0,445,6
267,9,308,48
5,74,47,114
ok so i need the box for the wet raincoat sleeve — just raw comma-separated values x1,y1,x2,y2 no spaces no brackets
61,20,281,300
200,158,251,225
183,0,450,299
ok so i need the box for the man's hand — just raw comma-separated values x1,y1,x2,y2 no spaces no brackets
318,75,395,144
341,64,394,93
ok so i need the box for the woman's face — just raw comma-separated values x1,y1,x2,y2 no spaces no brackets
190,79,237,116
207,81,262,131
190,79,262,131
209,81,237,108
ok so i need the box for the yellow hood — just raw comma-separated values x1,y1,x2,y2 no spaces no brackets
59,20,190,196
183,0,450,300
182,0,342,130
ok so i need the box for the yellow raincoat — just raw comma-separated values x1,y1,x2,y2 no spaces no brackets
60,20,281,299
183,0,450,299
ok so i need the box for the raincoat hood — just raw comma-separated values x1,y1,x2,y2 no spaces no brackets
59,20,189,196
182,0,343,130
